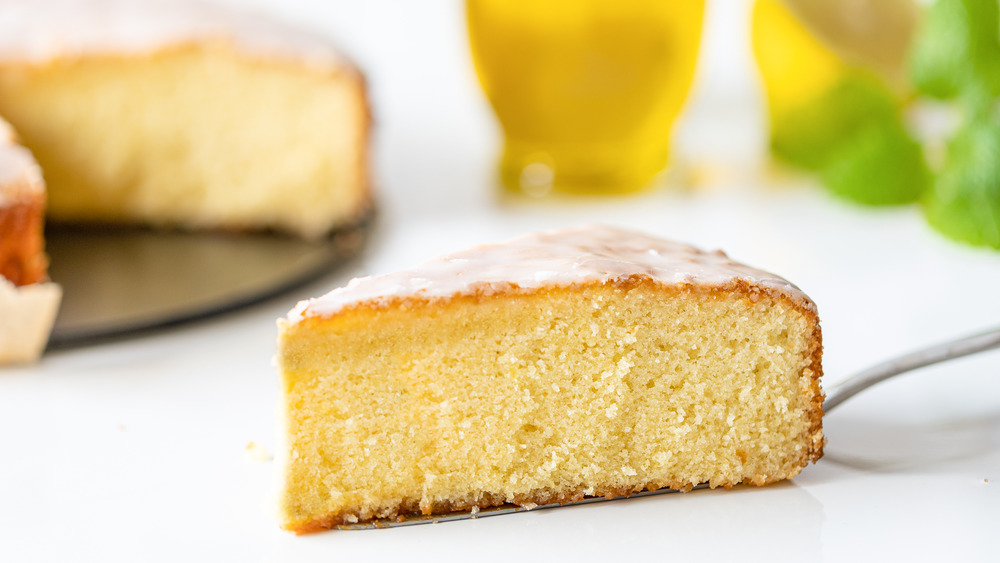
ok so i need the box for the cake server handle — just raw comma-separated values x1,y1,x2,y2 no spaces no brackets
823,326,1000,413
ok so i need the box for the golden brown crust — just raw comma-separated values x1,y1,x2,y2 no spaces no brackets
0,192,47,286
283,275,825,534
800,305,826,464
288,471,807,534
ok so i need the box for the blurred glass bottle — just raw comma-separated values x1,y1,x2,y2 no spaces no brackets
467,0,705,196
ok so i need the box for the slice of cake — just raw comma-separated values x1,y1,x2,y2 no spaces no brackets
276,225,825,533
0,117,61,364
0,0,370,240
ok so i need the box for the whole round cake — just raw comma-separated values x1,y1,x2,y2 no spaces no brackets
0,0,372,363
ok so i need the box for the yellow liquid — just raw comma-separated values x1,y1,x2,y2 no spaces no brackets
467,0,705,194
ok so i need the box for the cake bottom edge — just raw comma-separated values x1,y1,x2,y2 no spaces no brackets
282,464,815,534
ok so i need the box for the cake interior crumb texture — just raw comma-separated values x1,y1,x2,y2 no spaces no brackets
0,43,368,239
277,279,824,532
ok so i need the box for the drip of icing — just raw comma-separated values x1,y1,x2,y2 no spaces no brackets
287,225,815,323
0,0,352,72
0,118,43,203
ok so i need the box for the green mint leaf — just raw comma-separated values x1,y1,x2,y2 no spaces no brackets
909,0,1000,101
820,118,929,205
922,115,1000,248
769,70,927,204
770,71,899,171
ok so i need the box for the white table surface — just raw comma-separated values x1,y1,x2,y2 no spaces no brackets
2,1,999,561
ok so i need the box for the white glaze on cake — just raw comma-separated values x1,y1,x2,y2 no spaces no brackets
0,117,43,204
286,225,816,323
0,0,353,73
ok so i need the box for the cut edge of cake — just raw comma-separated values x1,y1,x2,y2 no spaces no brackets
0,115,61,365
0,0,373,240
0,277,62,364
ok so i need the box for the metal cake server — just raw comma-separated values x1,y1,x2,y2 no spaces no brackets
822,326,1000,412
339,325,1000,530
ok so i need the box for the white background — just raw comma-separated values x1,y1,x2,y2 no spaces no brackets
2,1,999,561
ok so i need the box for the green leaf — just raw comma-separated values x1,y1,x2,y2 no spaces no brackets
770,71,900,171
820,119,929,205
769,70,927,205
909,0,1000,102
922,116,1000,248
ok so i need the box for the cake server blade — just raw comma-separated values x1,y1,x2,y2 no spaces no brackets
823,325,1000,412
337,484,710,530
